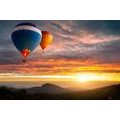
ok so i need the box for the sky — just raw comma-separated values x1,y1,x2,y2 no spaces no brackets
0,20,120,87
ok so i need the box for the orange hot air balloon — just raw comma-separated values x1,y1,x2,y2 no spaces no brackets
40,31,53,50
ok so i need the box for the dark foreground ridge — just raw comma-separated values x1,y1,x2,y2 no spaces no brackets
0,83,120,100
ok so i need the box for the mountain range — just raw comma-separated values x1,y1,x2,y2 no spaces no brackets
0,83,120,100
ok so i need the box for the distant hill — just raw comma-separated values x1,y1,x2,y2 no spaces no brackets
26,83,71,94
0,83,120,100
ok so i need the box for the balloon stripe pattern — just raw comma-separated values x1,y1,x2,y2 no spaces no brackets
11,23,42,58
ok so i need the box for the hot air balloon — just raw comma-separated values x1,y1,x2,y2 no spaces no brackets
11,22,42,62
40,31,53,50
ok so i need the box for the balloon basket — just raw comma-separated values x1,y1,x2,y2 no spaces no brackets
22,59,27,63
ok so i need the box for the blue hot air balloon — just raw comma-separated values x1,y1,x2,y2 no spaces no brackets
11,22,42,59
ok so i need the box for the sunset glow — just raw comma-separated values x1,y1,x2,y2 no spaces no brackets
76,73,104,82
0,20,120,89
0,72,120,83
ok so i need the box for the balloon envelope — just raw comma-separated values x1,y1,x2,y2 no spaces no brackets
11,22,42,58
40,31,53,50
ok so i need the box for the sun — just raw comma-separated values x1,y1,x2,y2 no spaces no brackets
76,73,102,82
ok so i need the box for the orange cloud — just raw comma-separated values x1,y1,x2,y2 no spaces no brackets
0,58,119,75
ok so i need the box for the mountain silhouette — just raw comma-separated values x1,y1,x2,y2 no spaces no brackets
0,83,120,99
27,83,70,94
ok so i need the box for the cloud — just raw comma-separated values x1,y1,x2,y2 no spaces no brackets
0,20,120,75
